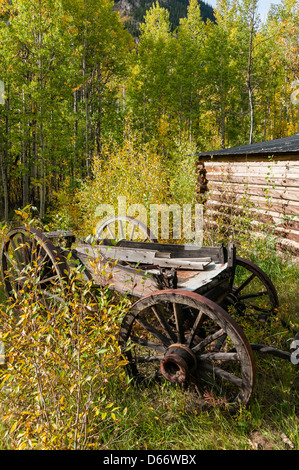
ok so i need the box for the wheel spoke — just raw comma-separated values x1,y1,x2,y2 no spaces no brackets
200,361,243,388
107,224,115,238
119,290,255,409
118,220,124,239
238,291,267,301
199,352,239,361
129,224,136,240
30,237,38,265
151,305,176,342
37,250,50,270
1,227,68,307
173,302,184,343
133,355,163,364
11,237,26,269
19,234,31,265
234,273,256,295
130,335,165,353
96,216,157,243
192,328,226,353
136,315,171,347
3,250,18,271
226,256,279,326
186,310,204,348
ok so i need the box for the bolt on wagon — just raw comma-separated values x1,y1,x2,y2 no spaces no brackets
1,216,297,410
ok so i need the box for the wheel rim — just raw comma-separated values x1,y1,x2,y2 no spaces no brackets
225,256,279,321
119,289,256,409
96,216,158,242
0,227,68,307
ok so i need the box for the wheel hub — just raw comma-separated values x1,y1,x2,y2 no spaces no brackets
160,343,197,384
225,287,240,305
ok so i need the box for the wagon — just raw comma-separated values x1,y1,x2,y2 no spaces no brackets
1,217,297,410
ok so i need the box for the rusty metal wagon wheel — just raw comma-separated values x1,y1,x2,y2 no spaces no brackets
119,289,256,409
96,216,158,243
0,227,68,309
225,256,279,322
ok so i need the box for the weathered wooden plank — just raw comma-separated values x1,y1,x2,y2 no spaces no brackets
205,202,299,225
98,246,160,264
205,166,299,179
204,205,299,241
76,245,212,270
96,267,159,298
206,193,299,216
98,239,226,262
44,230,75,238
208,182,299,202
206,174,299,188
205,165,299,174
198,154,299,256
277,238,299,256
273,227,299,243
205,214,299,246
72,250,159,297
205,172,299,185
203,160,299,169
152,258,211,270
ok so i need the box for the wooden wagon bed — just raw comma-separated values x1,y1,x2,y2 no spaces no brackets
1,224,296,411
72,239,234,301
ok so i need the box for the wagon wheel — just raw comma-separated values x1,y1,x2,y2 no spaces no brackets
119,290,256,409
0,227,68,310
96,216,158,243
224,256,279,322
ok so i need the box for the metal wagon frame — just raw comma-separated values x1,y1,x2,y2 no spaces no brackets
1,217,297,410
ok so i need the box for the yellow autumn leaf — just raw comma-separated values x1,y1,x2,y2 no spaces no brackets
10,421,19,433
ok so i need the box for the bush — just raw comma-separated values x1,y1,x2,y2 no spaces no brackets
0,264,130,450
51,133,169,236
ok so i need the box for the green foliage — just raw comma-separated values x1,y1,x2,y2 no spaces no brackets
0,0,132,220
0,264,130,450
51,131,169,235
0,249,298,450
0,183,298,451
0,0,298,452
168,137,198,204
0,0,298,221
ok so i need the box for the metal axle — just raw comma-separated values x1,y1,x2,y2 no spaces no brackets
160,343,197,384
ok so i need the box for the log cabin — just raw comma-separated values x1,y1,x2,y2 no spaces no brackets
196,134,299,258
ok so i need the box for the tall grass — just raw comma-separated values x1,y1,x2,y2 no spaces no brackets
0,233,298,450
0,139,298,450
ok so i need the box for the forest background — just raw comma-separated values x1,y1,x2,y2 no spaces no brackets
0,0,298,232
0,0,298,451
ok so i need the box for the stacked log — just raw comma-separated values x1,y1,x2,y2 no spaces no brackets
196,156,299,257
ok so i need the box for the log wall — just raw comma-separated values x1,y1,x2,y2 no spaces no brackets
196,155,299,257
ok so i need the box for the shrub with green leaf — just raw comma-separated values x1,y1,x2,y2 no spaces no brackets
0,264,130,450
50,132,169,236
